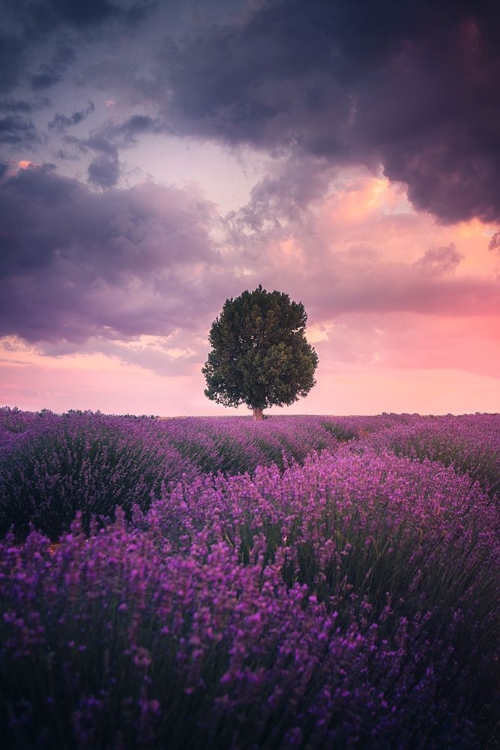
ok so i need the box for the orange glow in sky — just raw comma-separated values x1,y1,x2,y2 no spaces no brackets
1,170,498,416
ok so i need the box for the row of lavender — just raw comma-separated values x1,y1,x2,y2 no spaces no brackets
0,408,383,540
1,408,500,747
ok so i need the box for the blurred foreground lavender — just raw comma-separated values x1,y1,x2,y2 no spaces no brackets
0,408,499,747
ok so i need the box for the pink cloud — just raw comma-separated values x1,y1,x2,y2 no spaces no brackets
1,168,499,416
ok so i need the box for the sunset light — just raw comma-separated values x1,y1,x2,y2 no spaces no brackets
1,3,500,745
0,0,498,416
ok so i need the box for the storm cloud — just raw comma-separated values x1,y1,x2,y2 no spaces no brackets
0,0,499,407
0,164,221,343
30,46,77,90
87,153,120,187
49,102,96,131
162,0,500,224
6,0,158,34
0,34,26,94
0,115,40,146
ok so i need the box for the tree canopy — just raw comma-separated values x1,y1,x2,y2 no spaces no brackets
202,286,318,419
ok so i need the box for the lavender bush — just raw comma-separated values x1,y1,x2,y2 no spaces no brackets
366,414,500,502
0,409,499,747
1,503,497,749
154,415,360,474
0,411,195,540
138,450,500,682
0,411,364,540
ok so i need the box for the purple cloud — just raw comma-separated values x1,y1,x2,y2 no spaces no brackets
0,115,40,146
11,0,157,34
48,102,95,130
161,0,500,224
489,232,500,252
87,153,120,188
30,46,77,90
412,245,464,275
0,34,27,94
298,251,500,320
0,164,221,344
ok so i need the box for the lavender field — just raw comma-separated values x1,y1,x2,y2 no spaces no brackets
0,408,499,749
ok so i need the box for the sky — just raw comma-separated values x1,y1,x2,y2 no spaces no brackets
1,0,499,417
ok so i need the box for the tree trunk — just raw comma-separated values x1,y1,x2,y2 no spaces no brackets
252,407,264,421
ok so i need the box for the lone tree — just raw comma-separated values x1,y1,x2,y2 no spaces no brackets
203,285,318,420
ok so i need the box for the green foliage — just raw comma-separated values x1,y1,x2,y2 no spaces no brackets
203,286,318,414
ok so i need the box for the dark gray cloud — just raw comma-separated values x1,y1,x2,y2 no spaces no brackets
49,101,96,130
0,33,27,94
0,97,51,113
0,115,40,146
55,116,160,185
30,46,77,90
226,155,335,238
57,132,121,186
161,0,500,224
83,134,120,186
45,0,120,27
7,0,158,34
44,0,160,28
116,114,158,141
87,153,120,187
74,59,161,108
0,161,497,363
0,97,49,153
84,134,118,155
0,0,159,102
0,163,220,343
